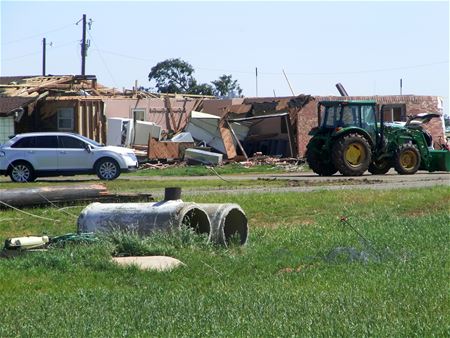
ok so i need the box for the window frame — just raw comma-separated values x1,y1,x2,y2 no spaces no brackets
131,108,146,122
57,107,75,131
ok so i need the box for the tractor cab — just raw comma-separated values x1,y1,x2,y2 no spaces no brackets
317,100,379,143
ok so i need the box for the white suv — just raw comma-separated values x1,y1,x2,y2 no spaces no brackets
0,132,138,182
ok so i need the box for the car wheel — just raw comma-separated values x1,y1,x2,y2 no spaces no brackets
9,161,36,183
96,158,120,180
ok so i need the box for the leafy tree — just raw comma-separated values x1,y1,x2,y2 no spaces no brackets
189,81,214,96
148,58,196,93
211,74,243,97
148,59,243,97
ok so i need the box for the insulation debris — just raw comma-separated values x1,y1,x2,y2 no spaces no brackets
185,148,223,165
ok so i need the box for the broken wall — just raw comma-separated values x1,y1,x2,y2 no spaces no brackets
22,97,106,144
201,98,245,117
103,97,199,133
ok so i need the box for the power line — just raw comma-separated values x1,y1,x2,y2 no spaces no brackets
2,23,75,45
88,49,448,76
88,31,118,87
2,40,79,62
92,48,157,62
2,50,41,62
287,61,449,76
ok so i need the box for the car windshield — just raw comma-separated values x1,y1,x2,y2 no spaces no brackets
76,134,104,147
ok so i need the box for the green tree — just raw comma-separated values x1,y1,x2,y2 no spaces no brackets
148,59,243,97
211,74,243,97
189,81,214,96
148,58,196,93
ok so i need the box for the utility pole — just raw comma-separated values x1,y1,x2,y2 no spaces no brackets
78,14,92,76
400,78,403,96
255,67,258,97
81,14,87,76
42,38,46,76
282,69,295,96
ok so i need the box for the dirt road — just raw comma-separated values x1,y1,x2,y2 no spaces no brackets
137,170,450,198
1,170,448,197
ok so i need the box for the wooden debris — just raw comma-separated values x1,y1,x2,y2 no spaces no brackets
219,118,237,159
148,138,194,160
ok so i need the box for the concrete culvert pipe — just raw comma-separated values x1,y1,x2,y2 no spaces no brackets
77,200,211,238
198,204,248,246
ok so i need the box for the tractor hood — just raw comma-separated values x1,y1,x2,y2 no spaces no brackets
405,113,441,127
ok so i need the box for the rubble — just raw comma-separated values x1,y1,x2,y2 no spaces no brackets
185,148,223,165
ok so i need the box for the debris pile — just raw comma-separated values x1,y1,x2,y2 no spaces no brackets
116,95,315,167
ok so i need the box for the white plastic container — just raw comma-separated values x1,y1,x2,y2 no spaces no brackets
7,236,49,249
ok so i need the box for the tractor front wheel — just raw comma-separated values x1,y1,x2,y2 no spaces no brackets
394,144,420,175
332,133,371,176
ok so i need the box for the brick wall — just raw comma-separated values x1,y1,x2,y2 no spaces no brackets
297,99,318,156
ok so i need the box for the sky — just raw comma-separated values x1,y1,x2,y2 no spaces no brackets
1,1,449,114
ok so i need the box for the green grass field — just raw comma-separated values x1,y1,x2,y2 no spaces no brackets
125,163,288,177
0,186,449,336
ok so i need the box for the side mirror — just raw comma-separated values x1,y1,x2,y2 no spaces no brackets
84,143,92,153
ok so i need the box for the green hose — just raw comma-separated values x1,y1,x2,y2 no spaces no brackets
49,232,97,246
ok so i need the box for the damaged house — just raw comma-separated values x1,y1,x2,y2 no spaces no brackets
0,75,208,147
0,75,107,144
1,75,445,161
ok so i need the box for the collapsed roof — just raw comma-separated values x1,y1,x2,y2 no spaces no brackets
0,75,215,116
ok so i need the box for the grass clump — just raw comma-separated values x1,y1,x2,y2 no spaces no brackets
105,225,211,257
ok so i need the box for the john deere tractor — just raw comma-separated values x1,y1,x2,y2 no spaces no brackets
306,100,450,176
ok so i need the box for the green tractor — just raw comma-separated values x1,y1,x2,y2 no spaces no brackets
305,100,450,176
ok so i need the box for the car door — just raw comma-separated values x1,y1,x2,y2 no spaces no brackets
57,135,94,172
30,135,58,170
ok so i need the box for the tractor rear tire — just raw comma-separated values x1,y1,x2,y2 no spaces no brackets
368,158,391,175
394,144,421,175
332,133,371,176
306,148,337,176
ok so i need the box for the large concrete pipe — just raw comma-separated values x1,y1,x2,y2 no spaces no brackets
198,204,248,246
77,200,211,238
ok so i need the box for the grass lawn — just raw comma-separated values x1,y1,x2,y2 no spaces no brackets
0,186,448,336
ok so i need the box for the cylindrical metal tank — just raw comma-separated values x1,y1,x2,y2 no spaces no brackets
198,204,248,246
77,200,211,238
